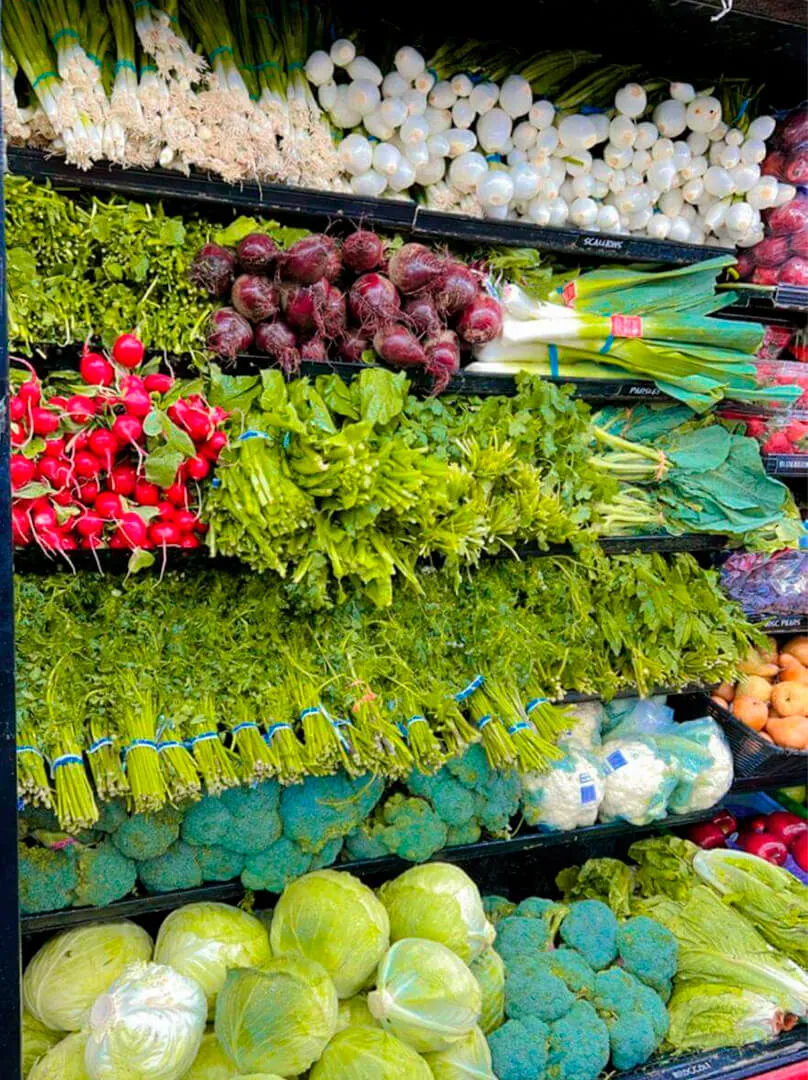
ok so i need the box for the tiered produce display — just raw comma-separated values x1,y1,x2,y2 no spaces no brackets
4,5,808,1080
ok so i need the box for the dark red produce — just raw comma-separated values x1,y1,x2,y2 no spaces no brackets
255,320,301,375
206,308,254,359
405,294,442,337
711,809,737,837
343,230,385,273
231,275,281,323
424,330,461,394
739,831,788,865
322,235,343,282
687,821,727,850
792,831,808,872
433,262,480,317
338,331,371,364
765,811,808,848
348,273,401,329
388,242,445,295
236,233,280,274
189,243,236,298
280,235,330,284
301,335,328,362
373,324,427,369
456,294,503,344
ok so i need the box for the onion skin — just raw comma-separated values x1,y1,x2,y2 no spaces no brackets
456,295,503,344
190,243,236,298
343,230,385,272
206,308,254,359
231,275,281,323
280,235,330,284
373,324,428,369
236,233,280,274
388,242,445,295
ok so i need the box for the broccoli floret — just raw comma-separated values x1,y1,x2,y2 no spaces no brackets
344,825,390,862
280,772,384,854
505,958,575,1022
196,844,245,882
74,840,137,907
634,980,670,1042
546,1000,610,1080
496,915,555,966
513,898,568,939
483,895,517,924
241,836,312,892
180,796,232,848
593,967,667,1071
608,1012,659,1071
373,794,448,863
407,767,478,827
592,966,638,1018
446,743,490,788
617,915,678,994
488,1016,550,1080
311,835,344,870
19,844,77,914
113,810,180,861
541,947,596,996
95,800,128,834
138,841,202,893
478,769,521,837
558,900,618,970
218,781,282,854
447,820,482,846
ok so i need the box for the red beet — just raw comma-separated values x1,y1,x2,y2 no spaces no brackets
752,267,779,285
343,230,385,273
255,320,301,374
322,236,343,282
425,330,460,394
761,151,786,179
349,273,401,329
373,324,428,369
207,308,254,358
236,233,280,274
780,108,808,150
751,235,790,267
778,255,808,285
791,228,808,256
767,193,808,236
388,242,445,295
405,294,443,336
232,274,281,322
282,282,323,334
786,148,808,186
456,295,503,344
301,335,328,362
339,331,371,364
190,243,236,297
280,235,330,284
321,284,347,339
433,263,480,317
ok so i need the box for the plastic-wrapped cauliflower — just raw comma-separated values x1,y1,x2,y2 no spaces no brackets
557,703,604,751
667,719,734,814
520,751,605,831
597,740,677,826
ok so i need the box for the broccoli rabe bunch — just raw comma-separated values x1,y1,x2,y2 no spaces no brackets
487,895,678,1080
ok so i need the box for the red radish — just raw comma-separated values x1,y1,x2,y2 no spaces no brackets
180,533,201,549
134,479,160,505
89,429,119,466
150,520,181,546
113,333,145,369
10,456,35,489
349,273,401,329
12,507,31,545
236,233,279,274
9,396,24,422
121,374,145,393
80,351,114,387
65,395,96,424
767,193,808,236
232,274,281,323
169,404,211,443
156,501,176,519
433,263,480,317
765,811,808,847
425,330,461,393
95,491,123,520
301,335,328,362
761,150,786,179
762,432,792,454
280,235,330,284
43,437,65,458
53,489,73,507
373,324,428,369
109,532,129,550
79,534,105,550
31,503,57,532
48,395,67,409
109,464,138,496
791,229,808,257
255,320,301,374
115,512,148,548
189,243,236,297
76,512,105,539
75,451,102,479
457,295,503,344
11,423,26,447
174,509,198,531
752,267,779,286
78,480,101,504
343,230,385,273
282,282,322,334
143,373,175,394
112,415,144,446
339,331,371,364
124,390,152,418
200,431,228,460
405,294,442,336
745,418,767,439
165,483,188,507
388,243,445,295
779,256,808,285
687,821,727,849
322,236,343,282
207,308,254,359
792,831,808,872
18,379,40,407
30,408,60,437
211,406,228,425
739,831,788,865
37,458,61,485
185,455,210,480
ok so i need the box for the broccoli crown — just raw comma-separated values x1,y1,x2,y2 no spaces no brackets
488,1016,550,1080
540,947,596,997
469,947,505,1035
505,959,575,1023
95,800,128,834
311,835,344,870
113,810,180,861
608,1012,659,1072
592,962,669,1048
483,895,517,925
446,743,491,788
138,840,203,894
19,844,77,914
196,844,246,882
373,794,448,863
344,824,390,862
513,897,569,940
446,820,482,847
478,769,521,837
617,915,679,994
280,772,384,854
180,796,232,848
495,914,555,967
407,767,478,827
546,999,610,1080
634,980,671,1042
241,836,312,892
218,782,282,854
558,900,618,971
74,840,137,907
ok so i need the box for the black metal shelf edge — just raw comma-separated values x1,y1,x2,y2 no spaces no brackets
9,148,728,266
621,1030,808,1080
19,804,723,934
749,613,808,633
762,454,808,477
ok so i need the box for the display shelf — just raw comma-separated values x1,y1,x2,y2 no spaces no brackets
621,1030,808,1080
7,147,729,266
18,803,728,935
762,454,808,477
749,612,808,633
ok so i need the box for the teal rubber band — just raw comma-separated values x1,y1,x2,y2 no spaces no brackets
508,720,532,735
114,59,138,74
133,1,152,10
86,52,103,68
141,63,158,73
255,60,279,70
288,60,304,71
249,92,260,101
51,27,80,44
52,754,83,770
599,335,614,355
17,745,43,757
548,343,559,377
32,70,59,89
209,45,234,62
476,715,493,730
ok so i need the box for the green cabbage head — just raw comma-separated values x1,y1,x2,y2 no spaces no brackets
468,949,505,1035
28,1033,89,1080
270,870,390,998
183,1033,286,1080
23,1009,63,1077
215,956,338,1075
368,938,482,1053
338,995,380,1031
155,902,271,1015
424,1026,497,1079
379,863,495,963
23,922,153,1031
309,1025,432,1079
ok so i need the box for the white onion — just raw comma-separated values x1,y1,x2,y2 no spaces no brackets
380,97,408,128
347,79,381,116
632,148,651,172
634,122,659,151
382,71,409,98
372,142,401,176
395,46,425,79
629,208,652,231
470,83,499,115
560,178,577,203
449,151,488,192
591,114,611,144
652,138,675,162
527,198,551,225
669,217,692,242
709,121,729,142
608,169,627,193
402,89,427,116
746,176,779,209
741,138,766,165
681,177,704,203
735,225,764,247
477,108,513,153
540,177,560,201
708,141,726,166
351,169,386,196
558,114,597,150
653,99,688,138
549,197,570,226
647,213,672,239
592,159,613,183
427,132,450,157
429,81,456,110
730,163,760,193
414,71,436,94
687,131,710,156
548,157,566,185
775,181,797,206
499,75,532,119
529,100,555,130
566,149,593,176
748,115,776,141
659,189,684,216
570,197,598,227
680,155,707,180
451,74,473,98
330,98,362,131
610,115,637,149
330,39,356,67
511,162,541,200
670,82,695,103
625,168,644,187
415,157,446,185
647,160,676,191
704,166,734,198
704,198,730,232
348,57,382,85
534,127,560,156
363,109,395,141
477,170,515,207
680,203,697,223
724,128,744,148
305,51,334,87
318,82,338,112
388,156,417,191
424,106,452,134
452,100,476,129
686,96,722,133
572,174,594,198
719,145,741,170
725,202,755,235
447,128,477,156
513,121,537,150
404,139,430,167
604,142,633,170
615,83,647,118
484,203,510,220
591,179,609,199
597,204,621,231
672,141,691,169
400,115,430,144
338,133,373,175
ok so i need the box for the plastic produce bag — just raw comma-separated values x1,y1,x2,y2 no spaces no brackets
557,702,604,750
720,550,808,615
521,750,605,831
423,1026,497,1079
597,740,678,825
668,719,734,814
28,1033,89,1080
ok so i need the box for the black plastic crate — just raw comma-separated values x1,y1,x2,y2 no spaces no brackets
706,698,808,785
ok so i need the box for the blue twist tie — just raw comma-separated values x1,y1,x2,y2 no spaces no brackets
525,697,548,714
455,674,484,703
476,714,493,731
734,98,750,123
508,720,533,735
87,738,114,755
123,739,157,763
407,715,427,728
52,754,83,770
282,431,292,450
579,104,606,115
265,722,292,742
211,477,221,488
485,153,502,164
17,745,43,757
157,740,182,752
190,731,220,746
427,66,438,82
232,722,259,735
397,721,408,739
299,706,320,720
599,336,614,356
548,344,559,377
239,429,270,441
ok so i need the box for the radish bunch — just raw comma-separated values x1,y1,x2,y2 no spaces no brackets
196,229,502,392
10,336,227,558
306,43,789,247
